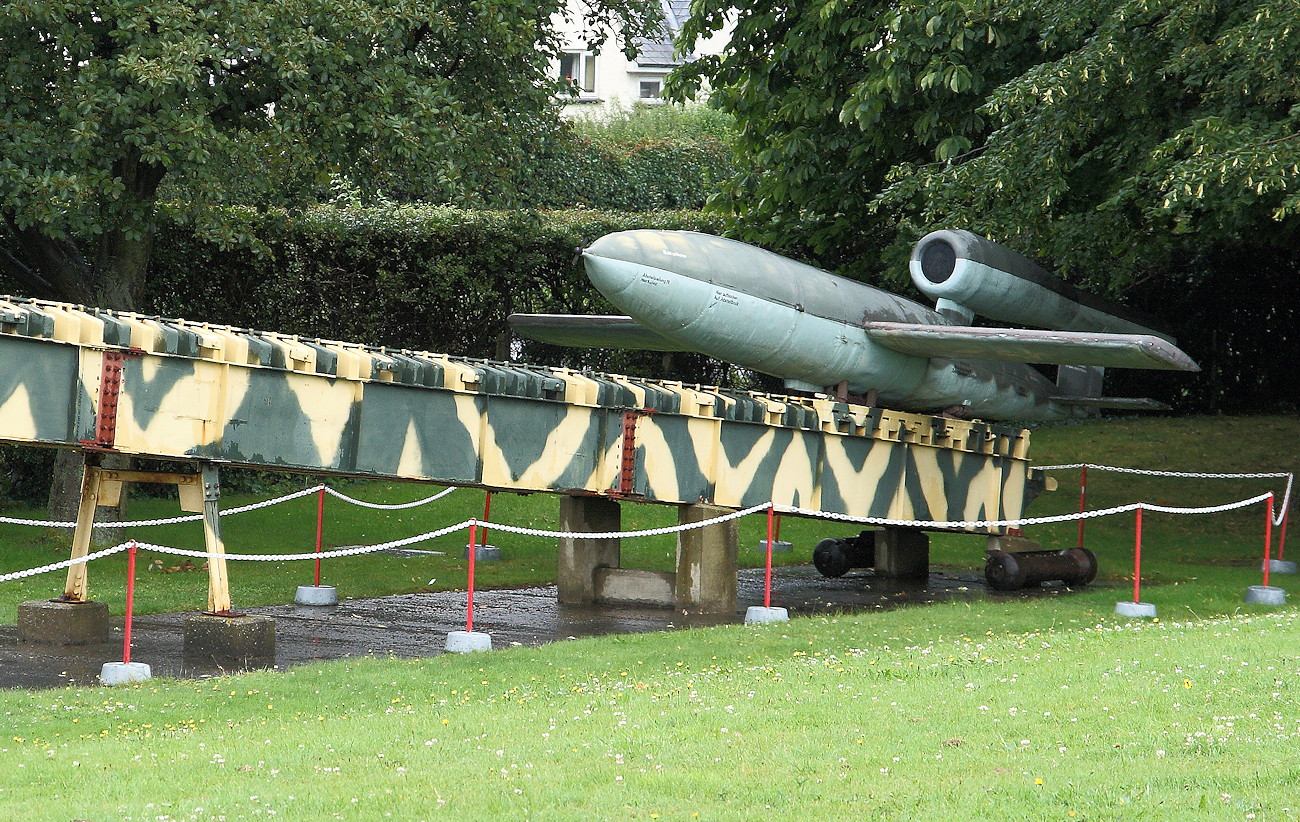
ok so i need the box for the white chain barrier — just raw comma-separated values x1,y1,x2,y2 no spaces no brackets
477,502,774,541
0,543,131,584
323,486,458,510
1038,463,1294,527
776,492,1276,531
0,466,1289,583
0,484,459,529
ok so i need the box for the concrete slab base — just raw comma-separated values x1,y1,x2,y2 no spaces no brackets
595,568,675,608
757,540,792,554
464,544,501,562
100,661,152,686
17,600,110,645
445,630,492,653
1245,585,1287,606
294,585,339,606
1115,600,1157,618
182,613,276,670
744,606,790,625
1265,559,1297,574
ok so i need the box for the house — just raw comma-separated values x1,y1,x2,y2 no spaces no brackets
554,0,732,115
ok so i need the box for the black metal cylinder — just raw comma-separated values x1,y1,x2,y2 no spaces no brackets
985,547,1097,591
813,531,876,578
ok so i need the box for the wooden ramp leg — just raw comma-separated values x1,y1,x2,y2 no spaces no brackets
201,464,232,613
63,457,104,602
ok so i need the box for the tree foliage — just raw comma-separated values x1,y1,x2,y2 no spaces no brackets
0,0,661,308
672,0,1300,292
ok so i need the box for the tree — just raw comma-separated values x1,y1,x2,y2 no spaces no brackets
1,0,662,310
1,0,662,519
671,0,1300,290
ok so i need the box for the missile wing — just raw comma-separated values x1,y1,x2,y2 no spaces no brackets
505,313,689,352
862,323,1199,371
508,229,1198,422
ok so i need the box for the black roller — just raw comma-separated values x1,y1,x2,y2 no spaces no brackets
813,531,876,578
985,547,1098,591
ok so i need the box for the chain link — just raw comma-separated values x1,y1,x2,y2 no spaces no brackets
323,486,457,510
1038,464,1293,527
0,543,131,583
0,480,1286,583
0,484,456,529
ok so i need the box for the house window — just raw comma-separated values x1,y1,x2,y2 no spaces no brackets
639,80,662,99
560,52,597,95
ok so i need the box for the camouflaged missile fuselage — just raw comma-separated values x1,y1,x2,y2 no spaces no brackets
0,296,1046,533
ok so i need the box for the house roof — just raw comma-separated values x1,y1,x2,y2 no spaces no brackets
634,0,693,68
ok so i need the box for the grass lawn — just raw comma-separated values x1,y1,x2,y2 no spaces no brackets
0,414,1296,819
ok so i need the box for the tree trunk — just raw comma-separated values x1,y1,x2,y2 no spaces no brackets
32,151,166,523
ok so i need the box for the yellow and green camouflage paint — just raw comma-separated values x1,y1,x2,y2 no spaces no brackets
0,296,1045,534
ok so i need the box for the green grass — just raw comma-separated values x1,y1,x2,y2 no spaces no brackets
0,414,1298,819
1,598,1297,819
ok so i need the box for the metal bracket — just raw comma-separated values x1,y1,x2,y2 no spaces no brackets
614,408,655,498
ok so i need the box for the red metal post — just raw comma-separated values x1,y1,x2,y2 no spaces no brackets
1132,506,1143,604
1277,496,1290,561
764,504,775,608
1263,495,1274,588
123,541,138,665
314,486,325,586
466,522,478,632
1077,465,1088,549
479,492,493,548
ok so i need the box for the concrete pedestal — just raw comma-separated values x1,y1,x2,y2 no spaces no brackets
183,613,276,670
558,498,741,614
558,496,622,604
17,599,110,645
875,528,930,580
463,544,501,562
594,568,675,607
744,606,790,625
1115,601,1157,618
294,585,339,606
100,661,152,686
675,503,739,614
445,630,492,653
756,540,792,554
1245,585,1287,606
1265,559,1297,574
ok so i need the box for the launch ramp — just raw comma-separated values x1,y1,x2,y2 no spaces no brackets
0,296,1047,615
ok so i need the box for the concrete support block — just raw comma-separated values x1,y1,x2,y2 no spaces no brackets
17,599,110,645
183,613,276,670
595,568,676,608
463,544,501,562
557,496,622,604
675,503,739,614
445,631,492,653
744,606,790,625
756,540,792,554
294,585,339,606
875,528,930,581
1245,585,1287,606
1265,559,1297,574
1115,601,1157,618
100,661,152,686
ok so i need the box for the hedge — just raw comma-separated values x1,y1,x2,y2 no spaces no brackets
146,205,729,366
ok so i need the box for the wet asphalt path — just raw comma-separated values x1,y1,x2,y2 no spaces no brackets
0,565,1080,689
